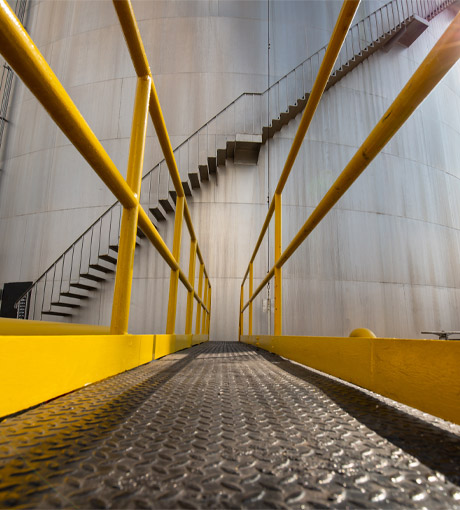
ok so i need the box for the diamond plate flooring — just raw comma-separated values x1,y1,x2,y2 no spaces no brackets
1,341,460,509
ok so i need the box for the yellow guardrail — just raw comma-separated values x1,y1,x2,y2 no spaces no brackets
0,0,211,416
240,0,361,336
239,1,460,424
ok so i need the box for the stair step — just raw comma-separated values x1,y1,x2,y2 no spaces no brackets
61,291,89,300
42,310,73,317
99,253,118,264
70,281,98,290
188,171,201,189
271,117,282,131
89,263,115,274
226,140,235,159
137,227,146,239
199,164,209,182
262,126,269,144
208,156,217,174
182,180,192,196
216,148,226,167
234,134,262,164
162,194,175,213
149,206,166,221
108,238,141,253
79,273,105,283
51,301,81,309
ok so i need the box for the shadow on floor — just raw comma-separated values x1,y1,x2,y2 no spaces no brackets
255,346,460,487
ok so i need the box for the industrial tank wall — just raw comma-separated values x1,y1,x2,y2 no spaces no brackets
1,1,459,341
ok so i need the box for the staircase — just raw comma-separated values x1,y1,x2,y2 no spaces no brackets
17,0,458,320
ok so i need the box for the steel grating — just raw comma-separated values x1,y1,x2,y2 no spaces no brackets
0,341,460,509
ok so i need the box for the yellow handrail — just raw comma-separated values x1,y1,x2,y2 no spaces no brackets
240,0,361,334
0,0,211,336
240,7,460,334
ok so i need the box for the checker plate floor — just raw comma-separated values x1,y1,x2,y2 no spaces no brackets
1,341,460,508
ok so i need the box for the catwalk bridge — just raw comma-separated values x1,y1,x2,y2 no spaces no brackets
0,0,459,507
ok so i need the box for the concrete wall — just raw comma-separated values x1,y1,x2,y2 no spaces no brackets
1,1,459,341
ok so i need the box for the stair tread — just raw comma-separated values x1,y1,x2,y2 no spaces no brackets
99,254,118,264
89,264,115,274
80,273,105,282
149,206,166,221
51,301,81,309
61,292,89,300
42,310,73,317
70,281,99,290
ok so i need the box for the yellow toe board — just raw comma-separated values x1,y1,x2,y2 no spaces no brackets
241,335,460,425
0,334,154,418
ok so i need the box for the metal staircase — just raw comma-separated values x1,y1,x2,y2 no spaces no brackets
17,0,458,320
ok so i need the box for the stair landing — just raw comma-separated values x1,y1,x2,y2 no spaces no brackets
1,342,459,508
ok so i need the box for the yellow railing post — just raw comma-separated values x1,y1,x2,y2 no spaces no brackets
166,195,185,334
274,193,282,336
110,75,151,334
201,278,209,334
195,264,204,334
249,263,254,335
206,286,212,336
185,240,197,334
239,285,244,338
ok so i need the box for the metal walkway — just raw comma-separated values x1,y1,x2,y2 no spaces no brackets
1,342,459,509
